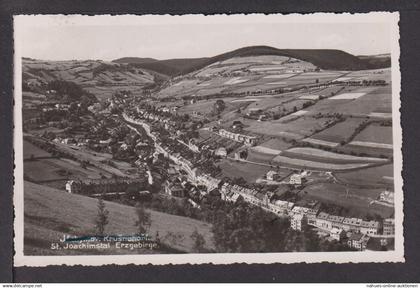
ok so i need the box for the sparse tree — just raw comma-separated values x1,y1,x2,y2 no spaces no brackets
191,228,206,253
213,99,226,114
94,195,109,237
155,230,161,245
135,202,151,235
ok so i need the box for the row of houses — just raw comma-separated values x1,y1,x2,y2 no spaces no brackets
292,210,381,236
289,209,393,250
290,215,370,251
220,183,295,216
218,129,257,146
219,181,393,250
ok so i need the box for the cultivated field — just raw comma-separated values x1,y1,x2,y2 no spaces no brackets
305,118,367,145
340,144,394,158
259,138,292,151
243,116,330,139
329,92,366,100
335,164,394,187
24,157,112,185
283,147,389,164
218,159,272,182
347,68,391,83
177,97,245,116
23,59,155,101
272,155,371,171
155,55,356,99
250,145,282,155
333,86,392,116
246,149,278,164
243,94,298,112
304,86,390,117
352,123,393,145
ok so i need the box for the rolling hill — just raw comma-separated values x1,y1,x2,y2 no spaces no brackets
22,46,391,101
181,46,373,73
22,58,156,101
24,181,215,255
112,46,390,76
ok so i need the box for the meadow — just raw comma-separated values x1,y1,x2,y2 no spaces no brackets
352,123,393,145
335,164,394,187
24,181,215,255
307,118,367,144
272,155,371,171
299,182,394,219
259,138,292,151
23,140,52,159
218,159,272,182
282,147,389,164
243,116,329,139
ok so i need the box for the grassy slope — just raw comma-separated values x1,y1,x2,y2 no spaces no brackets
24,181,215,255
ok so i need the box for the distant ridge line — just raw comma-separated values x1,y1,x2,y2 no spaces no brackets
112,45,391,76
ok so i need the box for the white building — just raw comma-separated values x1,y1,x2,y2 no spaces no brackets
330,228,344,241
347,233,370,251
315,212,332,231
342,217,363,232
379,189,394,204
266,170,279,181
215,147,227,157
359,220,380,236
383,218,395,236
291,213,305,231
65,180,76,193
289,172,307,185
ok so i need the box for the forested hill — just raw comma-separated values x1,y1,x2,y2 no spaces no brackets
113,57,209,77
112,46,391,77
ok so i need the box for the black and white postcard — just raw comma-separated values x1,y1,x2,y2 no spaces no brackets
13,12,403,266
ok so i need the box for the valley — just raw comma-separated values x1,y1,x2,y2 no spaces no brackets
21,46,395,253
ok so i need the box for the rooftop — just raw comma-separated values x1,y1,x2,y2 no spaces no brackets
327,215,345,223
343,217,363,225
383,218,395,225
360,220,380,229
330,228,343,234
317,212,330,220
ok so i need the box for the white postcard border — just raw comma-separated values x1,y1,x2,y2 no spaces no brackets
13,12,404,267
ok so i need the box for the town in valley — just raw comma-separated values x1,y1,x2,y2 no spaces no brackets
22,45,396,255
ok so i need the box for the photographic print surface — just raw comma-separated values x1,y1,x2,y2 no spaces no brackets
13,13,403,266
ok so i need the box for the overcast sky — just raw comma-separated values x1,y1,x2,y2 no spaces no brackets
16,14,394,61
